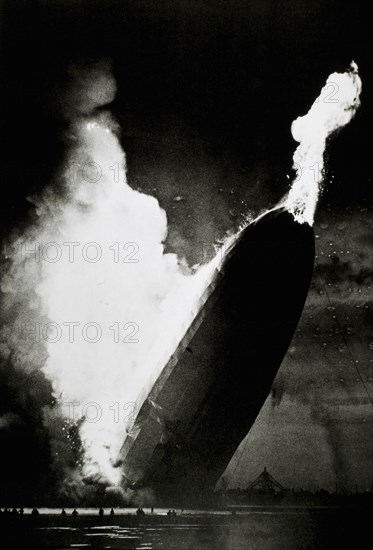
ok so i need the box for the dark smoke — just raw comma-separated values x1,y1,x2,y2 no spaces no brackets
315,255,373,290
310,400,350,491
0,61,118,505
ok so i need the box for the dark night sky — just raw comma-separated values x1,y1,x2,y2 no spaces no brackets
0,0,371,500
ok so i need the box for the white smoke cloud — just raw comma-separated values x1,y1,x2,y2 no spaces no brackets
1,72,220,486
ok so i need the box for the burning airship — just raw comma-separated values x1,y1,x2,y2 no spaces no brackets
118,63,361,502
0,56,361,505
119,206,314,501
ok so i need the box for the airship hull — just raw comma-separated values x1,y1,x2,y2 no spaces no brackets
119,208,315,502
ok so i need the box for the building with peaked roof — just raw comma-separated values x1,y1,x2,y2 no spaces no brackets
246,467,286,494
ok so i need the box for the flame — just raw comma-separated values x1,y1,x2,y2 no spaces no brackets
285,62,361,225
1,113,221,485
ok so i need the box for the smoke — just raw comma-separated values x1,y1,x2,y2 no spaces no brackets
0,412,21,430
104,485,155,507
56,60,117,118
309,399,350,491
285,62,362,224
314,255,373,290
0,62,221,492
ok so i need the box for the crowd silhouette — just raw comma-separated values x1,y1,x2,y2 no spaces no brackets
0,506,182,524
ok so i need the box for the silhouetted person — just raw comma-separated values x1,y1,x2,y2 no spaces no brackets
99,507,104,517
151,507,154,514
12,508,18,516
31,508,39,518
72,508,79,517
61,508,67,517
167,510,172,518
110,508,115,516
19,508,24,517
172,510,177,517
